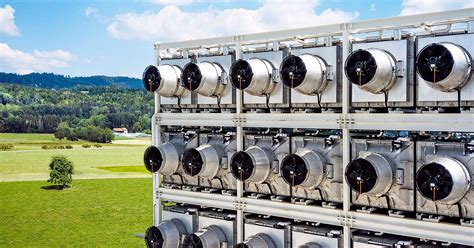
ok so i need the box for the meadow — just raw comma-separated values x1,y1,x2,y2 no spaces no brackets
0,133,153,246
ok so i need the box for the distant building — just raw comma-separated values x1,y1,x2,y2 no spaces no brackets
113,127,128,134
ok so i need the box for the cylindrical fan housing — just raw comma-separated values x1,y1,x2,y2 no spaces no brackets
181,61,226,97
280,54,329,95
144,142,184,175
416,157,471,205
345,152,394,197
145,219,187,248
230,58,276,96
235,233,276,248
184,225,227,248
345,48,398,94
142,64,186,97
281,149,326,188
230,146,275,183
181,144,223,179
416,42,472,92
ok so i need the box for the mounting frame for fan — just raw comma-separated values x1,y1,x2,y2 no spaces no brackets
158,57,196,111
416,33,474,110
193,53,237,111
243,215,291,248
415,140,474,220
241,50,290,111
286,45,342,111
349,138,415,213
350,39,415,110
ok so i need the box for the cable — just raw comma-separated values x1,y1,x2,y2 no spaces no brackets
177,96,182,111
265,94,271,110
315,188,325,202
383,90,389,109
457,89,462,113
316,92,322,109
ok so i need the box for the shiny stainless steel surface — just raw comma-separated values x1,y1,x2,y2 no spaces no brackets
418,42,472,92
156,64,186,97
293,54,329,95
359,152,394,197
195,61,227,97
239,233,277,248
245,58,276,96
157,142,185,175
192,225,227,248
245,146,274,183
156,219,187,247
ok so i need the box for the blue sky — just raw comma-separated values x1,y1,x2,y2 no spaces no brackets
0,0,471,78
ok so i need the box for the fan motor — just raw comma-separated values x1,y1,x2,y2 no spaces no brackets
144,143,183,175
416,157,471,204
280,54,329,95
345,48,398,94
230,146,274,183
142,64,186,97
235,233,276,248
345,153,394,196
181,62,227,97
416,42,472,92
182,145,222,179
230,58,276,96
280,149,326,188
145,219,187,248
184,225,227,248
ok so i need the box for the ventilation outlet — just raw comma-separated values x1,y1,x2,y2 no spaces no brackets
280,54,329,95
183,225,227,248
234,233,276,248
281,149,325,188
345,48,398,94
182,144,222,179
416,42,472,92
181,61,226,97
416,157,471,204
145,219,187,248
230,58,276,96
345,153,393,197
142,64,185,97
230,146,274,183
144,143,183,175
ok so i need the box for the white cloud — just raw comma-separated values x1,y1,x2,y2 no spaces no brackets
0,5,20,36
107,0,357,42
370,3,375,12
149,0,195,5
0,43,74,74
400,0,473,15
85,7,99,16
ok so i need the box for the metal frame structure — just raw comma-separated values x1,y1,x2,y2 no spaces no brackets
151,8,474,247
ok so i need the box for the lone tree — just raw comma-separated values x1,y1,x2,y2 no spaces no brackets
48,155,74,189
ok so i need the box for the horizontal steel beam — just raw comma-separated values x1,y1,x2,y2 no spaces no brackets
243,198,342,226
155,8,473,50
352,212,474,246
157,188,237,210
157,112,237,127
240,113,341,129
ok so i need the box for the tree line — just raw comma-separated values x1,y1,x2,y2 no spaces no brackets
0,83,153,143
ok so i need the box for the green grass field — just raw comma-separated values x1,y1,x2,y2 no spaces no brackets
0,133,151,181
0,133,154,246
0,178,152,247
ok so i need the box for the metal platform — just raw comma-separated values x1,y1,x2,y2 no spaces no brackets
150,8,474,247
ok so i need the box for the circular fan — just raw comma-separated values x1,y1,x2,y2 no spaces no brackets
183,234,203,248
416,43,455,83
182,148,203,176
280,55,307,88
345,49,377,86
416,162,454,201
145,226,164,248
230,151,254,181
143,65,162,92
230,59,253,90
143,146,163,173
345,158,378,193
181,63,202,91
281,154,308,186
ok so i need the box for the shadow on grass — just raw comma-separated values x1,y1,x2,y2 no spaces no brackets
41,185,71,190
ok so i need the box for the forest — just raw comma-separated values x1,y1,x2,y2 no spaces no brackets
0,82,153,142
